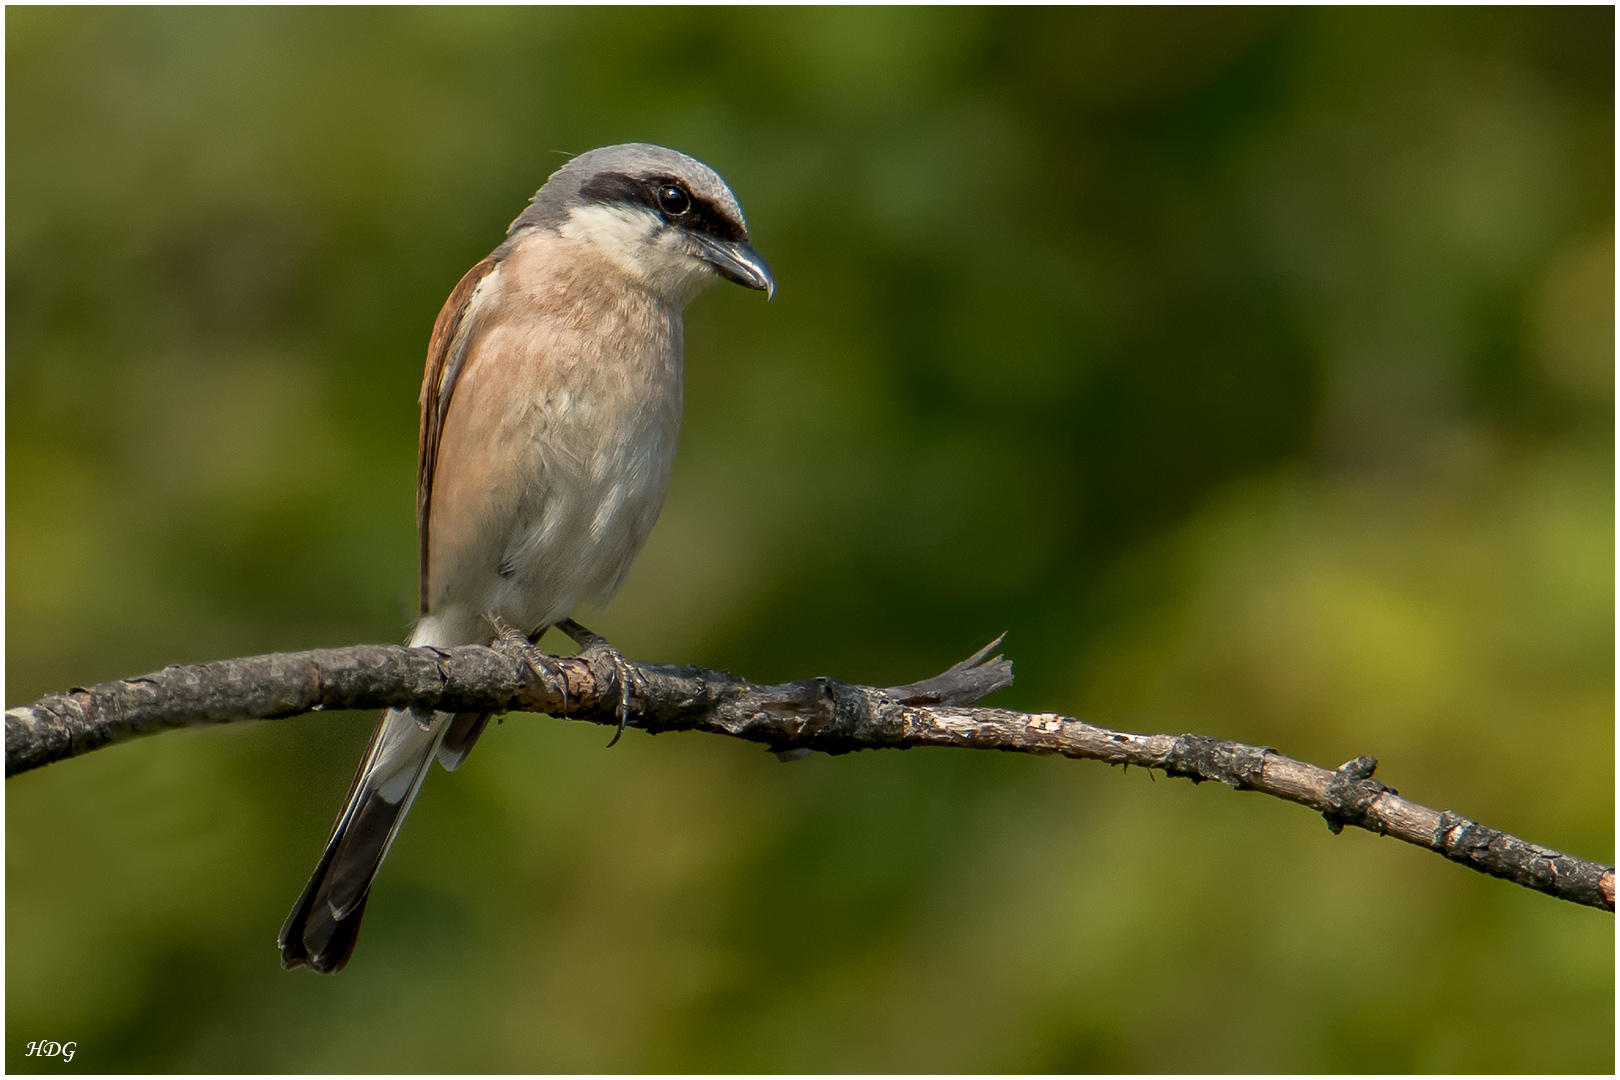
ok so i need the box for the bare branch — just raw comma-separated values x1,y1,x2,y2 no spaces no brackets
6,637,1612,913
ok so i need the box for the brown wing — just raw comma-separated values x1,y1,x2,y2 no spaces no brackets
418,254,501,615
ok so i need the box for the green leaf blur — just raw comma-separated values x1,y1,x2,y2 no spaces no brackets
7,7,1612,1072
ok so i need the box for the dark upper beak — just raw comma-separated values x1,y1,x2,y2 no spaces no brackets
694,234,775,299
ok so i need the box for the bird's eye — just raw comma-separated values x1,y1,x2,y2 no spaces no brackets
657,184,691,216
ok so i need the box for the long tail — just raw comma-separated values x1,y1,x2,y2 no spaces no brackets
278,704,451,973
280,611,497,974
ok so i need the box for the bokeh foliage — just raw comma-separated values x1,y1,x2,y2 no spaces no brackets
6,7,1612,1072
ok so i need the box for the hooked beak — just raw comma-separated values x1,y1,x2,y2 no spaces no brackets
694,234,776,299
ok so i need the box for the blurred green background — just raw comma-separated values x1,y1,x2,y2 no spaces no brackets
6,7,1613,1072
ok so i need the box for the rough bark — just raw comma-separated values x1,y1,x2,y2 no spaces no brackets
6,635,1613,913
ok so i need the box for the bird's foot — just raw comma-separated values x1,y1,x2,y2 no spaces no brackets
554,617,646,747
484,612,570,712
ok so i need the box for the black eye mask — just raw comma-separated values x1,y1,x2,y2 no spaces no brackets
578,170,747,244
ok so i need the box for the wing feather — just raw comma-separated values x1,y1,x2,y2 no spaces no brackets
418,255,502,614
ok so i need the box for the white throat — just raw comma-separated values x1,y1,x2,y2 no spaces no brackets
556,203,717,308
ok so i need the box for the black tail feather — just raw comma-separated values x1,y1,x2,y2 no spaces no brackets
280,846,372,974
279,813,374,974
280,707,429,975
437,711,491,772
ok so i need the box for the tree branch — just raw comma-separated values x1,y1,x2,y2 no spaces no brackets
7,636,1612,913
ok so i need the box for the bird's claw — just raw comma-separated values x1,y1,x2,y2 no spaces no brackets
554,618,643,747
484,611,567,710
592,642,646,747
483,611,529,652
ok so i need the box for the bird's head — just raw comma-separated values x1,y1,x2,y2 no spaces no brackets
510,143,774,307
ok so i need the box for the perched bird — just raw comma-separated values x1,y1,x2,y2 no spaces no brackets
279,144,773,973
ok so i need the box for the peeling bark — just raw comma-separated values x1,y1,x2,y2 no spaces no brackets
6,634,1612,912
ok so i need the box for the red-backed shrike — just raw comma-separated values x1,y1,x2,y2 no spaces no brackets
279,144,773,973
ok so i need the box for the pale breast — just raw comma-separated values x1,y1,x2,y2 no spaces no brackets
425,234,684,643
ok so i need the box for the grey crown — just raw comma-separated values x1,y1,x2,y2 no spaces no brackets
509,142,749,238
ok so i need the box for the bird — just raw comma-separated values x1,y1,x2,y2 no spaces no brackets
278,144,774,973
